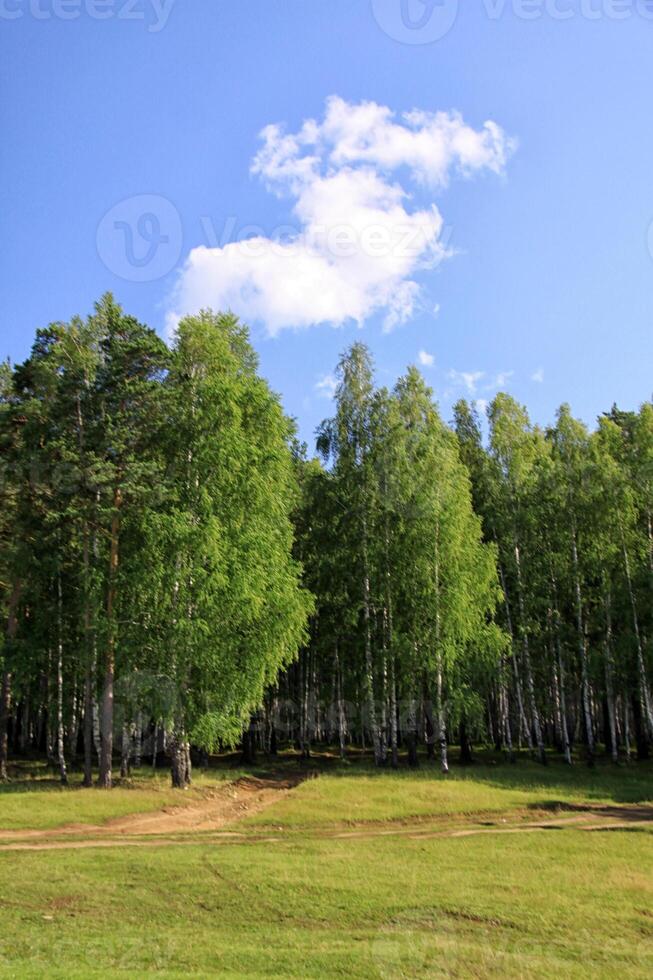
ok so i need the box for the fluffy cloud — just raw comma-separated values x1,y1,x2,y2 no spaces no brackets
167,96,515,336
418,349,435,367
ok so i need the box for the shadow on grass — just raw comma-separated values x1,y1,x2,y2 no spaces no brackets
3,747,652,806
235,746,653,806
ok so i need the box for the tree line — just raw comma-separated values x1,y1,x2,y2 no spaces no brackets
284,346,653,770
1,297,651,785
0,297,310,787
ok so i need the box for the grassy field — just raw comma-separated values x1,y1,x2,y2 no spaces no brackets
0,761,244,831
0,753,651,978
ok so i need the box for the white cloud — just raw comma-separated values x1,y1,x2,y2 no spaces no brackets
447,367,515,401
449,369,485,394
317,99,514,186
418,349,435,367
432,303,441,318
475,398,488,415
167,96,515,336
489,370,514,390
531,367,544,383
315,373,338,399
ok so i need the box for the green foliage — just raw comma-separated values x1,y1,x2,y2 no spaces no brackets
136,311,312,749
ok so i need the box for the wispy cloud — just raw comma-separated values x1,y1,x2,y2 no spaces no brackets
167,96,515,335
483,370,514,391
449,369,485,394
315,373,338,399
494,370,514,388
447,367,514,401
531,367,544,383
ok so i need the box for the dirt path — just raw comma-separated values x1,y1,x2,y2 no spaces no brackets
0,773,305,846
0,785,651,853
330,803,653,840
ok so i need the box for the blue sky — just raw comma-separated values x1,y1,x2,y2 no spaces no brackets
2,0,652,448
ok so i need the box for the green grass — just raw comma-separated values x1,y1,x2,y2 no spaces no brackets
243,752,653,832
0,761,243,832
0,753,652,977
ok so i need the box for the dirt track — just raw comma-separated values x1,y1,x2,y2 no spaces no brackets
0,774,305,849
0,778,651,853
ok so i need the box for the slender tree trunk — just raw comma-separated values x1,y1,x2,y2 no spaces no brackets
184,741,192,785
406,691,419,767
334,646,347,760
82,528,95,787
362,523,383,765
134,712,142,768
303,650,311,757
67,683,79,759
388,652,398,768
379,645,388,764
621,534,653,738
0,671,11,782
120,723,131,778
433,518,448,774
56,571,68,785
602,584,618,763
0,582,22,781
570,526,594,765
92,696,101,758
383,504,398,769
99,486,121,788
622,693,631,761
424,689,435,761
78,393,95,786
550,628,563,750
498,563,530,754
298,651,309,758
436,655,449,773
83,663,94,786
500,678,514,761
19,696,29,755
549,571,572,765
513,544,546,763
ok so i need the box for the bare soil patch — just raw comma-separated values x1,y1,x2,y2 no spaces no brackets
0,773,305,846
1,782,651,853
